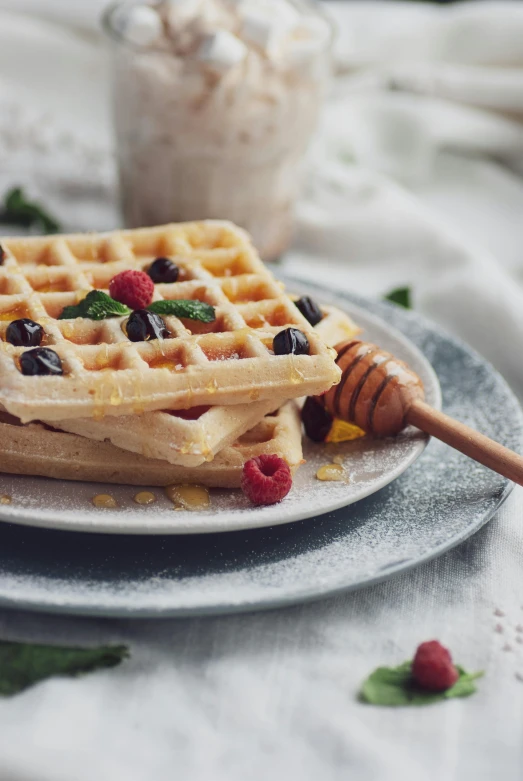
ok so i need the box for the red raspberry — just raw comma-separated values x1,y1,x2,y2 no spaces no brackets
412,641,459,692
241,454,292,505
109,270,154,310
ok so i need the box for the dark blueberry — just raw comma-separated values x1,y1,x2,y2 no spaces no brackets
126,309,169,342
19,348,63,376
273,327,310,356
0,245,4,265
6,318,44,347
295,296,323,327
148,257,179,284
301,396,333,442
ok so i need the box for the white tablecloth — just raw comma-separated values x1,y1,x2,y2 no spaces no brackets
0,2,522,779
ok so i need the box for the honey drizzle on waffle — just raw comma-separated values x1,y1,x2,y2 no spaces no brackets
48,304,360,468
0,222,340,422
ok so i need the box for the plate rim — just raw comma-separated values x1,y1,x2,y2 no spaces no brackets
0,484,511,620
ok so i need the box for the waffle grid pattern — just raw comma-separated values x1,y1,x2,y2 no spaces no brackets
0,222,340,422
49,305,361,467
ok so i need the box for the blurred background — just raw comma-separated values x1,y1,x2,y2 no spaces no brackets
1,0,523,389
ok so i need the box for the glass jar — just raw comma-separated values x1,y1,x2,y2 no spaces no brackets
102,0,333,261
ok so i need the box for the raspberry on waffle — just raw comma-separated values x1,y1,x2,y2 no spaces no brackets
0,402,303,489
0,222,340,422
48,304,360,467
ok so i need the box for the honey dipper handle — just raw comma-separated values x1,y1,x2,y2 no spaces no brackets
407,400,523,486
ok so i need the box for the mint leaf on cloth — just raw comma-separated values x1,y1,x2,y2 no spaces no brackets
384,287,412,309
0,187,61,234
360,661,483,706
148,299,216,323
0,640,129,696
59,290,131,321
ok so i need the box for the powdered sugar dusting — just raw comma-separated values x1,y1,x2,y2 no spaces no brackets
0,285,519,617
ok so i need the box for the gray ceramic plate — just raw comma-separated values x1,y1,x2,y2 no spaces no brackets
0,281,520,617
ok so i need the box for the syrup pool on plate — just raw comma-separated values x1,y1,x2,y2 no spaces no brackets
316,464,346,482
134,491,156,505
92,493,118,508
165,484,211,511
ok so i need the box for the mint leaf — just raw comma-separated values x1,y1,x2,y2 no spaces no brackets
148,299,216,323
0,187,61,234
59,290,131,321
360,661,483,706
0,640,128,696
59,293,216,323
384,287,411,309
60,304,84,320
83,292,131,320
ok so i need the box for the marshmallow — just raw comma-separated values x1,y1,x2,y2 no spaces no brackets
197,30,248,72
240,0,300,55
241,10,274,51
118,5,163,47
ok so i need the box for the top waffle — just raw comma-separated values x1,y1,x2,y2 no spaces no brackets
47,304,361,468
0,222,341,422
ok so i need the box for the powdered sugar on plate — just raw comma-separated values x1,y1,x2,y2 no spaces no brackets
0,283,518,616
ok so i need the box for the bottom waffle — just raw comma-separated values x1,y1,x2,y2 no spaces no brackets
0,403,302,489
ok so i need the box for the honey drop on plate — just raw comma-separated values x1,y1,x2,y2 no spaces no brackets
134,491,156,506
316,464,346,482
165,484,210,511
92,493,118,508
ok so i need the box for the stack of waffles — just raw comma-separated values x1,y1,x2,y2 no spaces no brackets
0,221,360,489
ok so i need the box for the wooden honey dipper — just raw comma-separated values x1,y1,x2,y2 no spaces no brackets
316,339,523,486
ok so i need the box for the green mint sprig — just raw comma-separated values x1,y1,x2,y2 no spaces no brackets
59,291,216,323
0,640,129,696
360,661,483,707
148,299,215,323
59,290,131,321
384,286,411,309
0,187,61,234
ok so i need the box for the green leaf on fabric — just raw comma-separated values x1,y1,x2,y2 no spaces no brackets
0,187,61,234
59,290,131,320
0,640,129,696
148,299,216,323
360,661,483,706
384,287,412,309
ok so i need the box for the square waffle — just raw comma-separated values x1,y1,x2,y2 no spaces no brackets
0,222,340,423
0,402,303,489
48,304,360,467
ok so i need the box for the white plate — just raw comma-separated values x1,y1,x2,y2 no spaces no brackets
0,292,441,535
